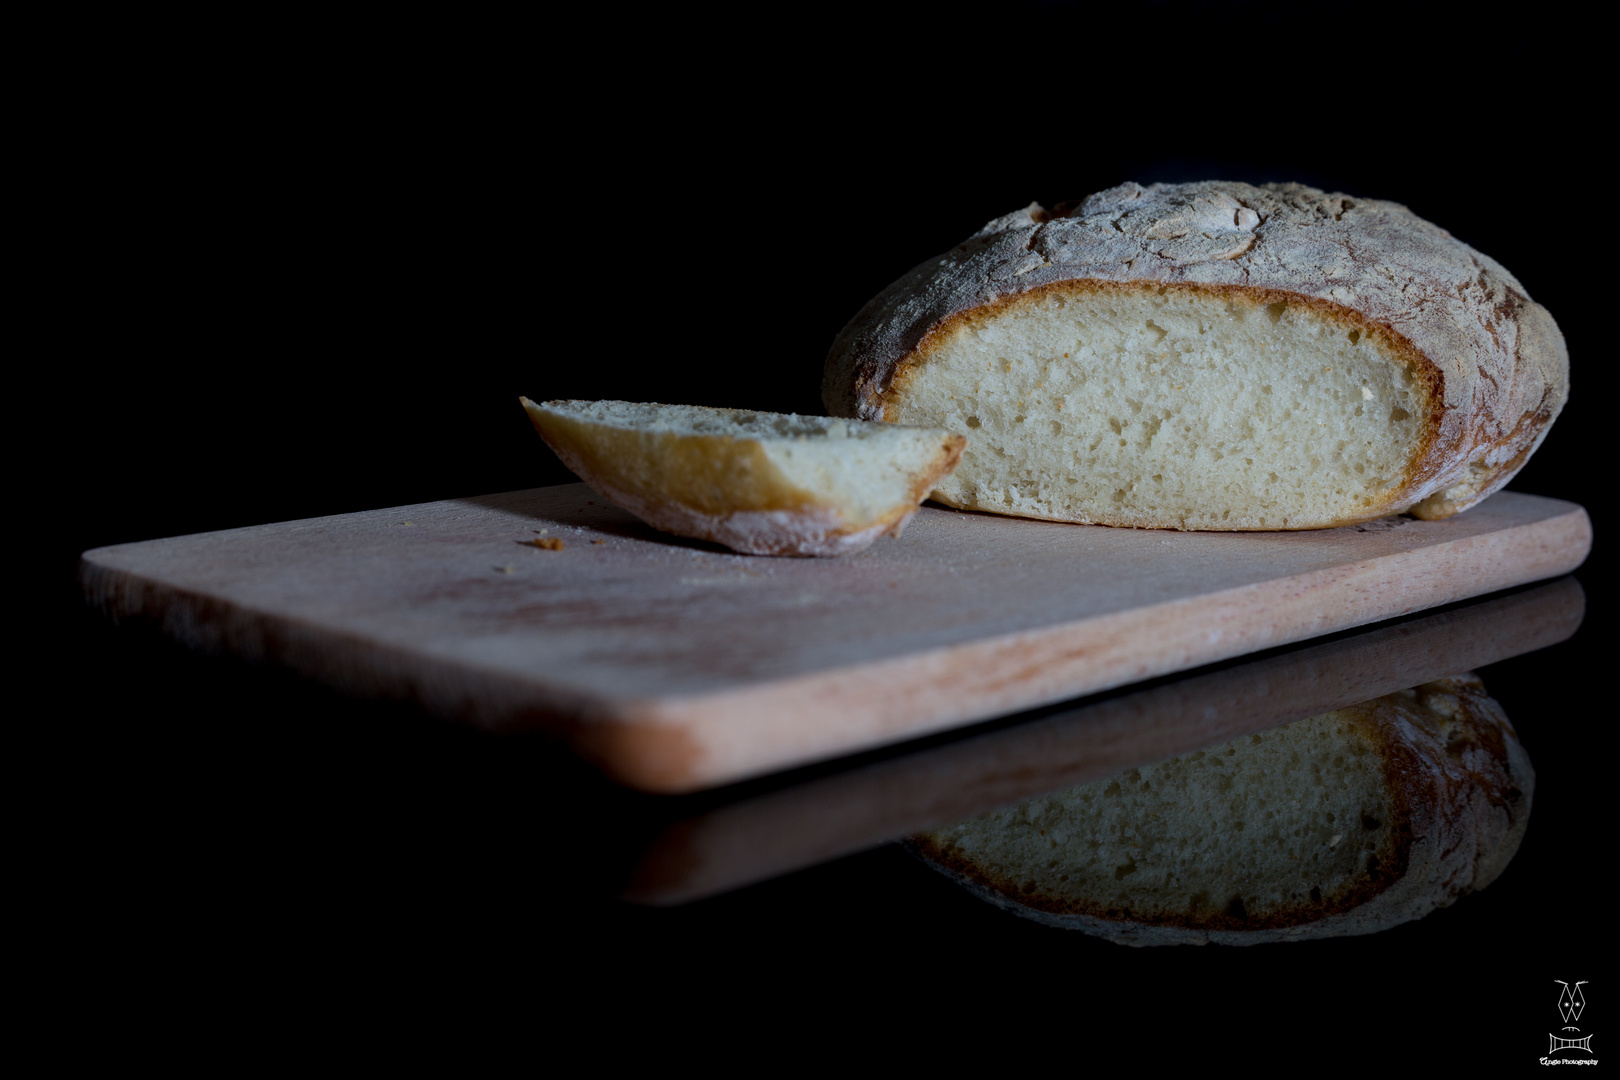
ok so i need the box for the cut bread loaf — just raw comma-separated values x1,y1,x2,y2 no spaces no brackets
909,674,1532,945
520,398,966,556
824,181,1569,530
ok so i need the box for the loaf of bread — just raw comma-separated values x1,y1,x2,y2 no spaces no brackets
824,182,1568,529
520,398,966,556
909,674,1532,945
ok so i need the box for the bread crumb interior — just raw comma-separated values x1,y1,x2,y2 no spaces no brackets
533,400,956,525
893,288,1426,529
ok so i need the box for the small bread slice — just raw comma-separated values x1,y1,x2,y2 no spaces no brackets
520,398,966,556
909,674,1532,945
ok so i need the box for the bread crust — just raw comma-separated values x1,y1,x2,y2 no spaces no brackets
824,182,1568,524
522,399,966,557
908,674,1533,945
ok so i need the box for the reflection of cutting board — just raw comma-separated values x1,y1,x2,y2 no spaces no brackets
80,484,1590,793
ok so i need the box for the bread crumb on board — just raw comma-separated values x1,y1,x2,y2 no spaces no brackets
519,538,566,551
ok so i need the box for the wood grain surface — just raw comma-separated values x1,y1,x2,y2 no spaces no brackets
622,577,1584,903
79,484,1591,792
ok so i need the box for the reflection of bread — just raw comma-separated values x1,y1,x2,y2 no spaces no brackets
520,399,965,557
910,675,1532,945
824,181,1568,530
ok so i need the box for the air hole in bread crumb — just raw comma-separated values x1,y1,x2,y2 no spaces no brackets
1266,302,1287,324
965,416,981,429
1389,406,1411,422
1348,330,1361,345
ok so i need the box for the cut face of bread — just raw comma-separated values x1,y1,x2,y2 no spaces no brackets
825,182,1569,531
520,399,966,556
910,675,1532,945
892,285,1432,530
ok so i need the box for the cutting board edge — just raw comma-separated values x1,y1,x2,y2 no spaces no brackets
78,553,623,733
623,577,1588,904
599,502,1592,791
79,499,1592,794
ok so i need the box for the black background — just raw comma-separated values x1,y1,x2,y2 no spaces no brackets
45,1,1604,1059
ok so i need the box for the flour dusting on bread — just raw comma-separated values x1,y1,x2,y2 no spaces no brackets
825,182,1568,530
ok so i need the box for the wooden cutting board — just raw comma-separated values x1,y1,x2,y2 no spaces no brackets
623,577,1585,903
79,484,1590,792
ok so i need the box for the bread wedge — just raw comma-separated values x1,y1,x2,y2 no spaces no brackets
520,398,966,556
909,674,1532,945
824,181,1569,530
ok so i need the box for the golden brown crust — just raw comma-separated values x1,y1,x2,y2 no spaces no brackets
826,181,1569,525
903,432,966,508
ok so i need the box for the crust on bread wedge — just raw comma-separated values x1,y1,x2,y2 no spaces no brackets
521,398,966,556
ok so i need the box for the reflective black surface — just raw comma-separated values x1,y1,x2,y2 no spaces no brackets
48,4,1604,1060
60,574,1602,1044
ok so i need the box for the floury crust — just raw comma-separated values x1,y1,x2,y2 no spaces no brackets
824,182,1569,529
